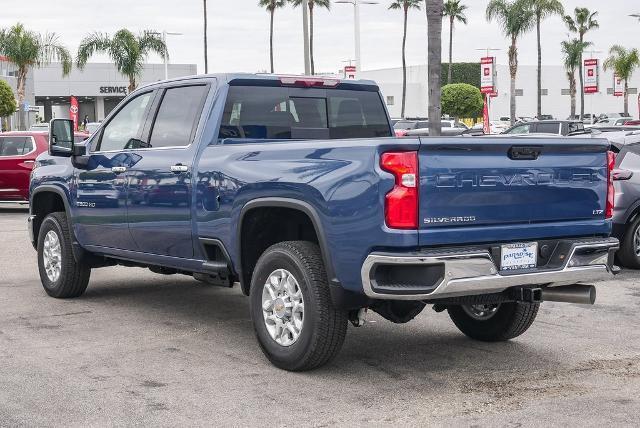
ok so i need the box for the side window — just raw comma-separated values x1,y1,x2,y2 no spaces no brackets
97,92,153,152
507,124,530,134
148,85,209,148
568,122,583,133
327,90,391,139
0,137,28,156
535,123,560,134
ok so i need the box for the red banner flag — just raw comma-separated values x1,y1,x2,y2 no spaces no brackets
70,96,79,131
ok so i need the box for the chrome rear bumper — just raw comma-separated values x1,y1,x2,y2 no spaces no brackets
361,237,619,301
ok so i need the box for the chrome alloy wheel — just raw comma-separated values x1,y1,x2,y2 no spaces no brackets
462,303,500,321
261,269,305,346
43,230,62,283
634,226,640,257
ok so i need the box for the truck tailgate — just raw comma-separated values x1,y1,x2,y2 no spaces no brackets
418,137,611,245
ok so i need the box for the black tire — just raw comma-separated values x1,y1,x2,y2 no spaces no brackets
617,215,640,269
249,241,348,371
37,212,91,298
448,302,539,342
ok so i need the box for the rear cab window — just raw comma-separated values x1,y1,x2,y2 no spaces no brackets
218,84,392,140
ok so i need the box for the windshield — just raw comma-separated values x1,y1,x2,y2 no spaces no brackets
219,86,392,140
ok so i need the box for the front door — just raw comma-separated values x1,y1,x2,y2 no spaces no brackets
74,91,156,250
126,83,210,258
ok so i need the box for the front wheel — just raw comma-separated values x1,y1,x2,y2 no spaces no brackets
37,212,91,298
249,241,348,371
448,301,539,342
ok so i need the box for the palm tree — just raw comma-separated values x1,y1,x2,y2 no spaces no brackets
564,7,599,120
443,0,467,84
204,0,209,73
0,23,72,130
486,0,535,125
604,45,640,116
259,0,287,73
290,0,331,75
527,0,564,118
561,39,590,118
77,29,167,93
389,0,422,118
425,0,444,136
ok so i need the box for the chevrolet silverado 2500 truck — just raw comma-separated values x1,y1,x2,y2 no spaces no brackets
29,74,619,371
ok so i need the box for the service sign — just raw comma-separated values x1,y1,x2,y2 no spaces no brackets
481,57,496,94
614,74,624,97
584,59,599,94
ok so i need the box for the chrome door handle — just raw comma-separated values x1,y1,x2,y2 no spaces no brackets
170,164,189,173
111,166,127,173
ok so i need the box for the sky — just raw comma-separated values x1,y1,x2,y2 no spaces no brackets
2,0,639,75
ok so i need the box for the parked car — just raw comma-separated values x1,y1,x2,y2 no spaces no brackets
624,119,640,126
588,128,640,152
592,117,633,127
502,120,585,136
599,113,629,120
29,74,618,371
469,121,506,135
393,119,430,136
612,142,640,268
0,131,88,204
403,120,468,137
29,123,49,132
537,114,554,120
84,122,102,135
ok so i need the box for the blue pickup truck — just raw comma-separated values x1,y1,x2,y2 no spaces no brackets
29,74,619,371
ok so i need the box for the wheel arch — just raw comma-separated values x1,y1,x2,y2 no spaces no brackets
30,186,72,245
237,197,336,296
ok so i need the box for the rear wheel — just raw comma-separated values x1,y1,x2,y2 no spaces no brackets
448,301,539,342
249,241,348,371
617,215,640,269
37,212,91,298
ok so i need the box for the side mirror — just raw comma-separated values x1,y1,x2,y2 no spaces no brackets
49,119,74,157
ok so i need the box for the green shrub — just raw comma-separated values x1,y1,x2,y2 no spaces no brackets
0,80,17,118
441,83,484,119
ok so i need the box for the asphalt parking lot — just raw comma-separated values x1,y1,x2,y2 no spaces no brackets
1,207,639,427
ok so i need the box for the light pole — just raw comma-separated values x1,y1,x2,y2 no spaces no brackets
336,0,378,74
161,31,183,80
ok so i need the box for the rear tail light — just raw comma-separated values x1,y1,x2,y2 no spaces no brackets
394,129,408,137
606,151,615,219
380,151,418,229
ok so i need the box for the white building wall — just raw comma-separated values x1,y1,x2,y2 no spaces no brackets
33,63,198,97
361,64,640,120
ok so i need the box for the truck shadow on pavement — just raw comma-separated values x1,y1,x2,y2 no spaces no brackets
80,271,557,379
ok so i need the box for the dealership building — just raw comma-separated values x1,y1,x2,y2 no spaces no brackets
360,63,640,120
0,60,197,129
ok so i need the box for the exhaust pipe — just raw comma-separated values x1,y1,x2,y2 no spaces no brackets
541,284,596,305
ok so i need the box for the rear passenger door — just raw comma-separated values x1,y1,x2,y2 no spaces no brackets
126,82,211,258
0,136,35,201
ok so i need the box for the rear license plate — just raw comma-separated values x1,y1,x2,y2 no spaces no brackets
500,243,538,271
